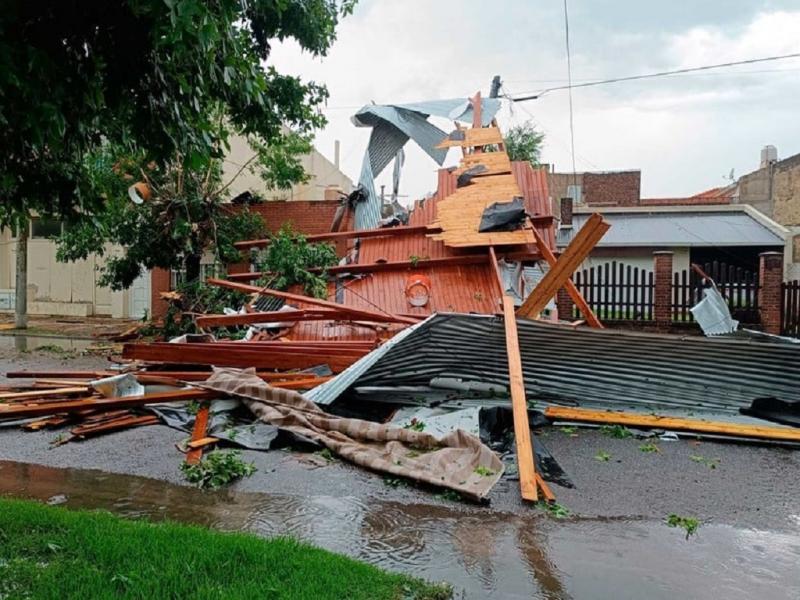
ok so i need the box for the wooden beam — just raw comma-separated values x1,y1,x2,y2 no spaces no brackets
0,386,89,401
502,295,538,502
488,246,505,304
234,225,432,250
122,343,364,372
206,278,420,325
0,389,215,419
517,213,610,318
530,226,603,329
544,406,800,443
185,404,210,465
535,473,556,503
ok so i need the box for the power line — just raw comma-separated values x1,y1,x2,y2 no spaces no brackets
504,65,800,86
507,52,800,101
563,0,578,192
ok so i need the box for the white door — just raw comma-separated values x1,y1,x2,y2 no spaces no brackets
128,271,151,319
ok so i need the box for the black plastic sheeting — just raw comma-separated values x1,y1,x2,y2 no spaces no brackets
456,164,488,187
478,198,527,233
479,407,574,488
741,397,800,428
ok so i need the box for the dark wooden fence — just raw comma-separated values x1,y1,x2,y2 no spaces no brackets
672,261,760,323
782,280,800,338
573,262,654,320
572,260,760,325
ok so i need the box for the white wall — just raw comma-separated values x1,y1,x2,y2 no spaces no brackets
221,134,353,201
0,226,128,317
581,247,691,274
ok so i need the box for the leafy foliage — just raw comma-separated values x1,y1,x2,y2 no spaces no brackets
504,122,545,165
594,450,612,462
56,145,269,289
140,280,250,338
253,226,337,298
666,514,700,539
536,501,570,519
181,450,256,489
0,0,355,225
599,424,633,439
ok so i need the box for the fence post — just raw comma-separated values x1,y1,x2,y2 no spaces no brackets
556,286,573,320
653,251,673,329
759,251,783,334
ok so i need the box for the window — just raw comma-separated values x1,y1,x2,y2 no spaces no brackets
30,217,63,239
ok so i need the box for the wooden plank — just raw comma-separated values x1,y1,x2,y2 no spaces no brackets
544,406,800,443
71,415,159,437
235,225,432,250
187,436,219,450
531,227,603,328
122,343,364,372
0,386,90,401
206,278,419,325
535,473,556,503
517,213,610,318
436,126,504,149
488,246,505,305
185,405,210,465
501,295,538,502
0,389,214,419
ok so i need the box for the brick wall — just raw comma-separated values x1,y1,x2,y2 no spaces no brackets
653,251,673,328
759,251,783,334
584,171,641,206
247,200,341,235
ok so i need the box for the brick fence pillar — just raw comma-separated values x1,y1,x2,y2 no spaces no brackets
556,286,573,321
149,267,172,321
759,251,783,334
653,251,673,329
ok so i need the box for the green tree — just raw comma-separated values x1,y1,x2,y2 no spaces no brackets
504,122,545,165
0,0,355,325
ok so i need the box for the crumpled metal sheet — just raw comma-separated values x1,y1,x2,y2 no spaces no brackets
690,287,739,336
311,313,800,415
350,97,502,230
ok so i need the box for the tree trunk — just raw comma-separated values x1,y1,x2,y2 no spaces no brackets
184,253,202,285
14,217,29,329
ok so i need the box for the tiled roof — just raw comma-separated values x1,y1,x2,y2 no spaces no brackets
641,186,734,206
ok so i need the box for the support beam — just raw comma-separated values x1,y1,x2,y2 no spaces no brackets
234,225,432,250
206,278,420,325
530,227,603,328
502,295,538,501
544,406,800,443
517,213,610,319
0,389,215,419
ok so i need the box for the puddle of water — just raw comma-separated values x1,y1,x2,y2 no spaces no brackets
0,335,94,353
1,460,798,599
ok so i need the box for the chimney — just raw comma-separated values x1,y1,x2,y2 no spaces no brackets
334,140,341,170
760,145,777,168
560,197,573,228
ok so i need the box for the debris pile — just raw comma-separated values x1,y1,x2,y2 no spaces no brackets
4,93,800,506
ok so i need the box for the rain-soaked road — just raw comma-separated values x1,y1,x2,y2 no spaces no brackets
1,460,798,599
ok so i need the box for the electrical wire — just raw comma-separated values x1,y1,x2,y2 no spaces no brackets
508,52,800,101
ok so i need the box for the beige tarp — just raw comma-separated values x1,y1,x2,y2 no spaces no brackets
195,368,503,501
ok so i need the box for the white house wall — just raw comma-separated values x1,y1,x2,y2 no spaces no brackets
581,247,691,275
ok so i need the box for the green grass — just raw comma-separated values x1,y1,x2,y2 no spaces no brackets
0,498,451,600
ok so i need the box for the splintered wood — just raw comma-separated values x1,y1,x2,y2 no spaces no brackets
428,120,535,248
517,213,610,318
436,126,505,149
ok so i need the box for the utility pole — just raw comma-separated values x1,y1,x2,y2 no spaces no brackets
14,215,28,329
490,75,502,99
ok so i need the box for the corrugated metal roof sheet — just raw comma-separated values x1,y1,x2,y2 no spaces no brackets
317,313,800,413
559,211,785,248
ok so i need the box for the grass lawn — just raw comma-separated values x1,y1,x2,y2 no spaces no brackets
0,498,451,600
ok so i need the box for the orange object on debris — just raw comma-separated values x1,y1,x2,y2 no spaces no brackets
405,274,431,307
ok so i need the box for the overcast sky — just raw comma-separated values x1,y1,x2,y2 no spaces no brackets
269,0,800,203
